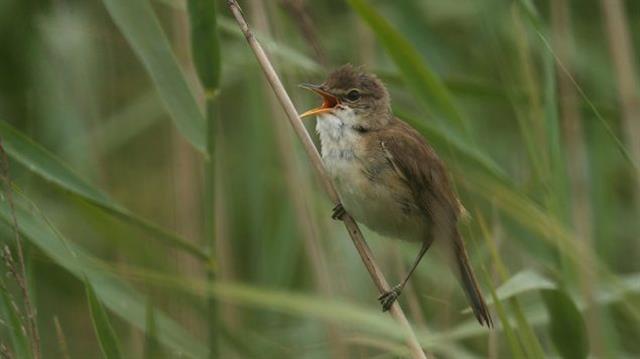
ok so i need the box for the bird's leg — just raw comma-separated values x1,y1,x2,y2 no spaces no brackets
331,202,346,220
378,239,432,311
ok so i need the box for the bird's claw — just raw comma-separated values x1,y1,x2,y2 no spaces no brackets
378,285,402,312
331,203,346,220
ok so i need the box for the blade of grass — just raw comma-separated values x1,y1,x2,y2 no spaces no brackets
443,270,640,345
542,288,589,359
53,317,71,359
550,1,605,354
461,162,640,327
540,20,571,259
478,270,557,307
535,28,637,171
461,171,574,262
76,249,640,354
0,139,39,359
100,0,206,153
509,5,548,181
406,252,640,350
188,0,221,94
347,0,471,139
511,302,546,359
85,278,123,359
63,92,166,156
483,270,527,359
0,285,32,359
143,303,165,359
0,121,207,260
187,0,222,357
478,212,547,358
81,260,488,357
0,190,208,358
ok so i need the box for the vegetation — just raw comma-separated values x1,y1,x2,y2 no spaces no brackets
0,0,639,357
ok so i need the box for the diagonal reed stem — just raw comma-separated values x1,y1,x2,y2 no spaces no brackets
247,1,347,356
226,1,426,357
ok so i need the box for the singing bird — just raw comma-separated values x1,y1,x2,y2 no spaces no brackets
300,65,492,327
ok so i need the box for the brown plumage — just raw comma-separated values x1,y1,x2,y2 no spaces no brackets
301,64,492,327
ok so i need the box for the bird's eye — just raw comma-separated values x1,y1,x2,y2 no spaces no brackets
345,89,361,101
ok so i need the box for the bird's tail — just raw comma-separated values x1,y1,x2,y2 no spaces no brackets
452,229,493,327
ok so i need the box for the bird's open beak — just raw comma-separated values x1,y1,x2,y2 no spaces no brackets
299,83,338,118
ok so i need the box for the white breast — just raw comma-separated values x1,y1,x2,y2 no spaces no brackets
315,112,359,179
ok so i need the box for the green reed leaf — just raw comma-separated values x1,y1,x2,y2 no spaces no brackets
188,0,221,93
0,190,207,357
0,121,207,260
542,288,588,359
85,279,123,359
101,0,206,152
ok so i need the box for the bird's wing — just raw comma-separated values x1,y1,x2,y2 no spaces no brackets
378,119,461,221
379,119,491,327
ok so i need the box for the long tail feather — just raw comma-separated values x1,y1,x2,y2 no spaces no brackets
452,229,493,327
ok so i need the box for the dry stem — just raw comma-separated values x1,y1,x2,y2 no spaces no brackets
600,0,640,177
600,0,640,257
248,0,346,356
226,1,426,358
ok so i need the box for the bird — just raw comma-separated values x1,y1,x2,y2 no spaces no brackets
300,64,492,327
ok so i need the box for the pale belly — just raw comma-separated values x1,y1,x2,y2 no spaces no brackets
316,114,425,242
333,166,425,242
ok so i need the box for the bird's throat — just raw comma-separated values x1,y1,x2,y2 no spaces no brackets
316,112,362,179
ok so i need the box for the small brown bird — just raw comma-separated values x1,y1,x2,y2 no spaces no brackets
300,65,492,327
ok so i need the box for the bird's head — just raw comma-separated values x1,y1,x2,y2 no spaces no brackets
300,64,391,129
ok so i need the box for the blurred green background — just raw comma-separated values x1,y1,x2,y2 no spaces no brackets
1,0,639,358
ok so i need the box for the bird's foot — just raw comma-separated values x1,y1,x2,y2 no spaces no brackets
378,285,403,312
331,203,346,220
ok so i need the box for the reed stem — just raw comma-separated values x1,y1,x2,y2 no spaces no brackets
226,1,427,357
